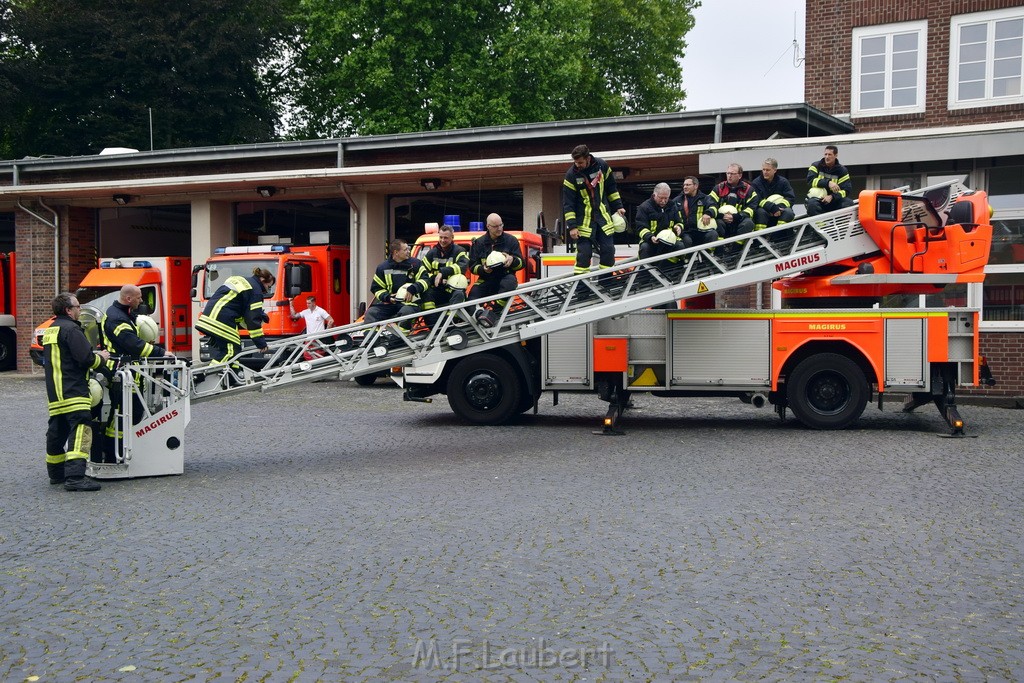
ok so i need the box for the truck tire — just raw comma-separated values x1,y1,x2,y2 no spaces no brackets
0,329,14,370
354,373,378,386
447,353,521,426
787,353,868,430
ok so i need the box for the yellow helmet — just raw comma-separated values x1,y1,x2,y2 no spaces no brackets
135,314,159,343
610,213,627,233
655,229,678,246
88,378,103,407
718,204,738,215
766,194,785,205
447,273,469,290
699,218,718,231
807,187,828,199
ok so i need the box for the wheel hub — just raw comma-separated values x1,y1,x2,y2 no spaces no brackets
465,371,501,410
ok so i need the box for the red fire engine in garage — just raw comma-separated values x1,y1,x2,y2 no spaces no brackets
191,244,350,361
0,251,15,370
30,256,193,366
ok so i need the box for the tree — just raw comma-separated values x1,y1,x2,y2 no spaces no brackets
0,0,294,159
284,0,698,138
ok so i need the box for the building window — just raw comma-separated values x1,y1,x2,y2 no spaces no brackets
949,7,1024,110
852,21,927,117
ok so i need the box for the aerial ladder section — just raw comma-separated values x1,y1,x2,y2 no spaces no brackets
185,178,972,402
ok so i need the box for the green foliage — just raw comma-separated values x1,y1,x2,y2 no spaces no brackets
0,0,294,158
285,0,698,138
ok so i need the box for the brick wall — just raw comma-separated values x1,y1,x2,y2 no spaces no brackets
13,205,97,371
968,332,1024,398
805,0,1024,131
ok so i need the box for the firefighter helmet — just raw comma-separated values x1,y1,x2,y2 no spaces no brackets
699,218,718,231
655,229,678,246
447,273,469,290
718,204,738,215
395,284,413,301
136,314,159,343
610,213,627,233
807,187,828,199
88,378,103,407
485,251,507,268
766,194,786,205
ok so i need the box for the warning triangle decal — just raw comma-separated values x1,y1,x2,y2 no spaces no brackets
696,281,709,294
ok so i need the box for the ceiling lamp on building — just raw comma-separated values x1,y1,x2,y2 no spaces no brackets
112,194,132,205
420,178,443,191
255,186,277,198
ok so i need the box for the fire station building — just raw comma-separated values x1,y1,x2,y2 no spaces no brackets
0,0,1022,401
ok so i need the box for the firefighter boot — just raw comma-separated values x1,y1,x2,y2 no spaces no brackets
47,462,66,485
63,459,101,492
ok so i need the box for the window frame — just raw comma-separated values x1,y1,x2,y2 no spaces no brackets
851,20,928,118
948,6,1024,111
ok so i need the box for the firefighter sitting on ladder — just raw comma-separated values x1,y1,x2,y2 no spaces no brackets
196,267,275,368
409,224,469,329
363,238,426,330
467,213,523,328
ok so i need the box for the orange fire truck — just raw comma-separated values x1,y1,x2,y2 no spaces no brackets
30,256,193,365
398,181,996,434
0,251,15,370
192,244,351,361
89,180,998,480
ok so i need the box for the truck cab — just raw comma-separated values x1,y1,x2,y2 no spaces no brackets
30,256,192,365
192,245,350,361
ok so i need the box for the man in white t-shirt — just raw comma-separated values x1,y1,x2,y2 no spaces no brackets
289,295,334,334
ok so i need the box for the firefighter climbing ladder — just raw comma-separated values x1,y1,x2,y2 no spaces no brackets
186,178,971,403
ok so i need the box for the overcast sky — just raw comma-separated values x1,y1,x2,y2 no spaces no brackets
679,0,806,111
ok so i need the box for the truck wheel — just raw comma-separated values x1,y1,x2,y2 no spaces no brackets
787,353,868,430
447,353,521,425
354,373,378,386
0,329,14,370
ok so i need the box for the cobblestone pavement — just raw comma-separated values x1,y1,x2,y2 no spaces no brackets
1,371,1022,682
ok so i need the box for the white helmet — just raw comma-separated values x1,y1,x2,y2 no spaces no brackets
485,251,507,268
807,187,828,199
699,218,718,231
135,314,159,343
447,273,469,290
655,229,678,246
88,378,103,407
718,204,738,215
766,194,786,205
395,283,413,300
610,213,627,233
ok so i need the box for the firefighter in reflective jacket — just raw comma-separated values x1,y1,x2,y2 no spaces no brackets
99,284,173,463
363,238,426,329
562,144,625,275
196,267,275,365
43,291,111,491
709,163,759,239
410,224,469,328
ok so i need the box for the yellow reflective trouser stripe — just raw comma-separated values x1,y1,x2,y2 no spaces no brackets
66,422,92,461
196,315,241,343
46,452,66,465
48,397,92,416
